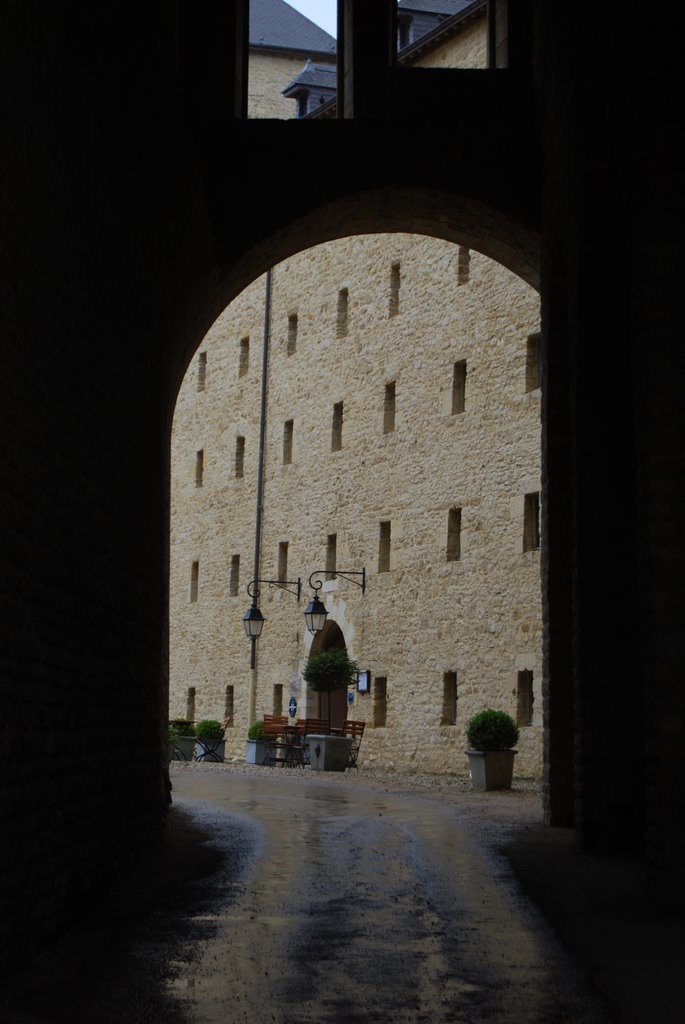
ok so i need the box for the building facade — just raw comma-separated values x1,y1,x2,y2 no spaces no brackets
169,0,543,775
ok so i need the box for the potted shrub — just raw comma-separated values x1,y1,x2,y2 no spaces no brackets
194,719,226,762
302,649,358,771
168,719,196,762
245,720,270,765
466,709,519,791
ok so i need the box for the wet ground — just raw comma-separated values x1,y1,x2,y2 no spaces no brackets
1,766,681,1023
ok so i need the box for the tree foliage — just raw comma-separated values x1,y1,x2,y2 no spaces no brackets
303,649,358,693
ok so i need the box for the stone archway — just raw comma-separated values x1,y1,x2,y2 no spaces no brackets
307,619,349,731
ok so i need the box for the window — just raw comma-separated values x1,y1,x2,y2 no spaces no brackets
517,670,534,727
278,541,289,581
325,533,337,579
451,361,466,415
383,381,396,434
389,263,401,317
398,15,412,50
283,419,293,465
523,492,541,552
189,561,199,602
224,685,234,724
287,313,298,355
273,684,283,717
195,449,204,488
446,507,462,562
229,554,240,596
197,351,207,391
441,671,458,725
239,336,249,377
457,246,470,286
336,288,349,338
186,687,196,723
332,401,343,451
525,333,541,392
373,677,387,727
378,521,391,573
235,436,245,479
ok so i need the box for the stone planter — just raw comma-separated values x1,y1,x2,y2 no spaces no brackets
194,738,225,763
307,734,353,772
245,738,270,765
170,735,196,762
467,749,517,791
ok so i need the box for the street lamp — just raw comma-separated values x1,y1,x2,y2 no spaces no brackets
243,577,302,639
304,568,366,636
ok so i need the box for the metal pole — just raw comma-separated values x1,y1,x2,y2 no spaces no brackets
250,267,272,673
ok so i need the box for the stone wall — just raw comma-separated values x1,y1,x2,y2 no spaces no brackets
170,234,542,775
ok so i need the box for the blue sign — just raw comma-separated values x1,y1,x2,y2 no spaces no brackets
347,691,355,705
288,697,297,718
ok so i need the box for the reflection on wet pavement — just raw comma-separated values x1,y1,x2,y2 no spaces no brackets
164,772,612,1024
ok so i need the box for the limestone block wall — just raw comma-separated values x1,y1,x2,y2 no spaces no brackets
170,233,542,775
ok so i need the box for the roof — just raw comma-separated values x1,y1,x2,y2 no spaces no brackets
283,60,337,95
250,0,336,55
398,0,475,15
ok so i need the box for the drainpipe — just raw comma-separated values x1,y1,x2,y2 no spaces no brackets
248,268,272,725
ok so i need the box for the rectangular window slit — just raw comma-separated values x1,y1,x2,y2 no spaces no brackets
441,671,458,725
446,507,462,561
273,684,283,718
190,561,199,603
287,313,298,355
235,436,245,479
523,492,540,552
224,685,234,724
457,246,470,285
389,263,401,317
239,336,249,377
229,554,240,596
332,401,343,451
383,381,396,434
336,288,349,338
452,360,466,415
517,670,534,726
378,520,391,573
373,677,387,727
326,533,337,579
283,419,293,465
186,687,196,723
195,449,204,487
278,541,289,582
197,352,207,391
525,333,541,392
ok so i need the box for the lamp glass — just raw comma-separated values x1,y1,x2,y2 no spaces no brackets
243,605,265,639
304,595,328,635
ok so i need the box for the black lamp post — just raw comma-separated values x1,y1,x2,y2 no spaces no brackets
243,577,302,639
304,568,366,636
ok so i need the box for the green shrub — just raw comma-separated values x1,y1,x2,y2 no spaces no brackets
169,719,194,736
247,720,263,741
194,719,224,741
466,709,519,751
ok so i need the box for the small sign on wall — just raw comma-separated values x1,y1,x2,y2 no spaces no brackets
288,697,297,718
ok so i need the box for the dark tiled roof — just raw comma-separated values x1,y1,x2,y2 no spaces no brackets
398,0,474,15
283,60,337,94
250,0,336,55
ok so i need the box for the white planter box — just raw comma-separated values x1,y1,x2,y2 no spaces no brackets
467,749,517,791
307,734,353,772
245,739,270,765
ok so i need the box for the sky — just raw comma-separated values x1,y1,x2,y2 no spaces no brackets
286,0,338,37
